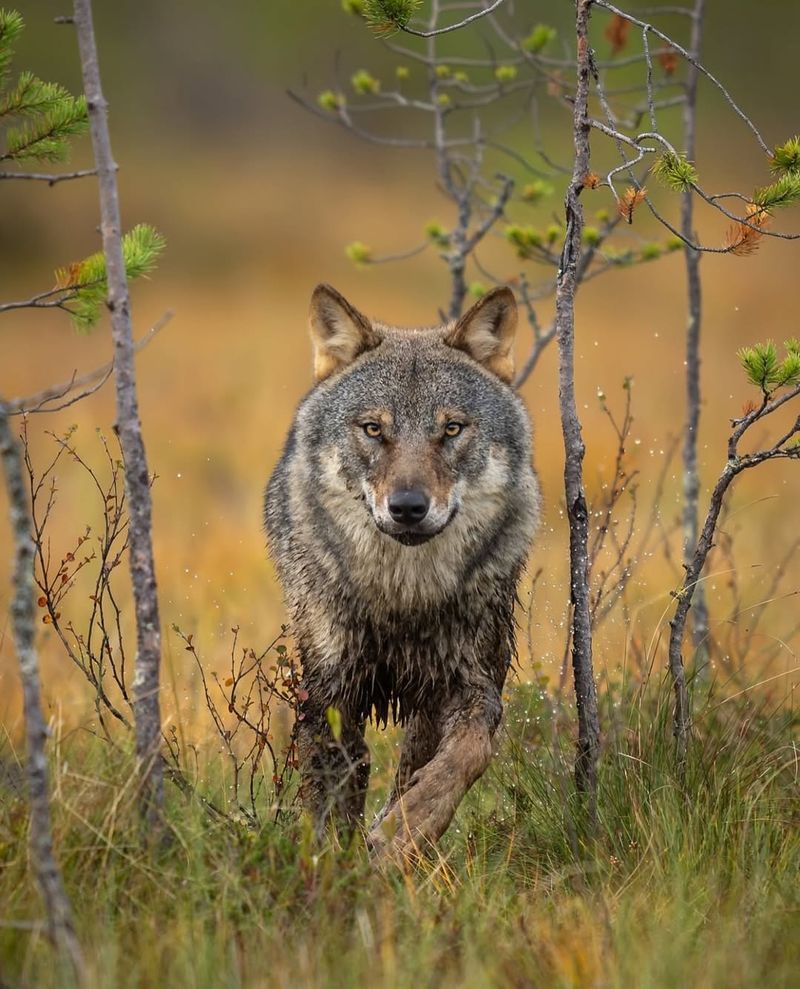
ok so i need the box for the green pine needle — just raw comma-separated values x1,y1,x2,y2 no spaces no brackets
362,0,422,37
753,172,800,211
0,8,24,86
770,135,800,175
737,339,800,390
1,71,72,119
651,151,698,192
3,94,87,162
54,224,166,332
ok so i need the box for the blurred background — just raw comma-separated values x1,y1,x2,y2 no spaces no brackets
1,0,798,737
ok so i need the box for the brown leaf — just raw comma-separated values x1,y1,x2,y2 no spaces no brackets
37,595,47,607
54,261,83,290
658,47,679,75
605,14,631,54
225,677,234,686
618,186,647,224
582,172,601,190
725,203,769,257
546,71,565,98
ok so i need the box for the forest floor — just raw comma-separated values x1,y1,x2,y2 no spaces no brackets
0,682,797,989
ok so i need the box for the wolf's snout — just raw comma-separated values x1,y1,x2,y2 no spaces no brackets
387,488,430,526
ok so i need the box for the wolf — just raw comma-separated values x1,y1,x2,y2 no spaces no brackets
264,283,539,858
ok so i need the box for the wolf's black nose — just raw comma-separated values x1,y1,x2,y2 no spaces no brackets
388,489,430,526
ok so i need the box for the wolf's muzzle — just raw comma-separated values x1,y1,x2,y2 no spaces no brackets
387,488,430,526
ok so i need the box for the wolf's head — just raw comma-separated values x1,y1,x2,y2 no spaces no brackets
295,283,532,550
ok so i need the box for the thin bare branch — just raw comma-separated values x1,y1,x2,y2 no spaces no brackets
401,0,507,37
0,168,97,185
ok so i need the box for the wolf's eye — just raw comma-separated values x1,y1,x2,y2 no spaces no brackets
444,422,464,438
363,422,382,439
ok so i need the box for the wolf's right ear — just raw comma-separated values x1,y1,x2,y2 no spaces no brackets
309,284,379,383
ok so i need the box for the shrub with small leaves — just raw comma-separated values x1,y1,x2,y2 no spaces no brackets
582,226,601,247
345,241,372,265
495,65,518,84
521,180,553,204
522,24,556,54
505,224,543,258
424,221,450,247
640,242,662,261
351,69,380,95
317,90,344,112
545,224,562,245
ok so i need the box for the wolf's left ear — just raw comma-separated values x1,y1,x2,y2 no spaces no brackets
444,286,517,383
309,283,379,382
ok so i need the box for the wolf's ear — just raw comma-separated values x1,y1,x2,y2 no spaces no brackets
309,283,378,383
444,286,517,383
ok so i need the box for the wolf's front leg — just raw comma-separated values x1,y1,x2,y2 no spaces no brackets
368,688,502,860
296,705,370,840
372,709,441,828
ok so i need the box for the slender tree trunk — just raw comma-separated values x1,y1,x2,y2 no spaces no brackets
556,0,601,807
670,463,736,769
681,0,710,681
73,0,164,826
0,408,84,976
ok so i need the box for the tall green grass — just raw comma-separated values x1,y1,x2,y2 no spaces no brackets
0,682,797,988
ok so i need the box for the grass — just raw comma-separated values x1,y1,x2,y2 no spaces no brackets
0,682,797,989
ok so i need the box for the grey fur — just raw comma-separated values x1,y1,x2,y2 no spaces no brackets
265,285,539,858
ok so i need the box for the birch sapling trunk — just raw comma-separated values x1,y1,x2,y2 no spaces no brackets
72,0,164,825
0,409,83,976
556,0,601,804
680,0,710,681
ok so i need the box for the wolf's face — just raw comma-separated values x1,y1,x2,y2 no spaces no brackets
351,400,470,545
297,284,532,552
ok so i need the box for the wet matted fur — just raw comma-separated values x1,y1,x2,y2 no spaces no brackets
265,283,539,858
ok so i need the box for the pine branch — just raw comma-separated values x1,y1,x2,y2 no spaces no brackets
2,94,88,162
0,8,23,85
